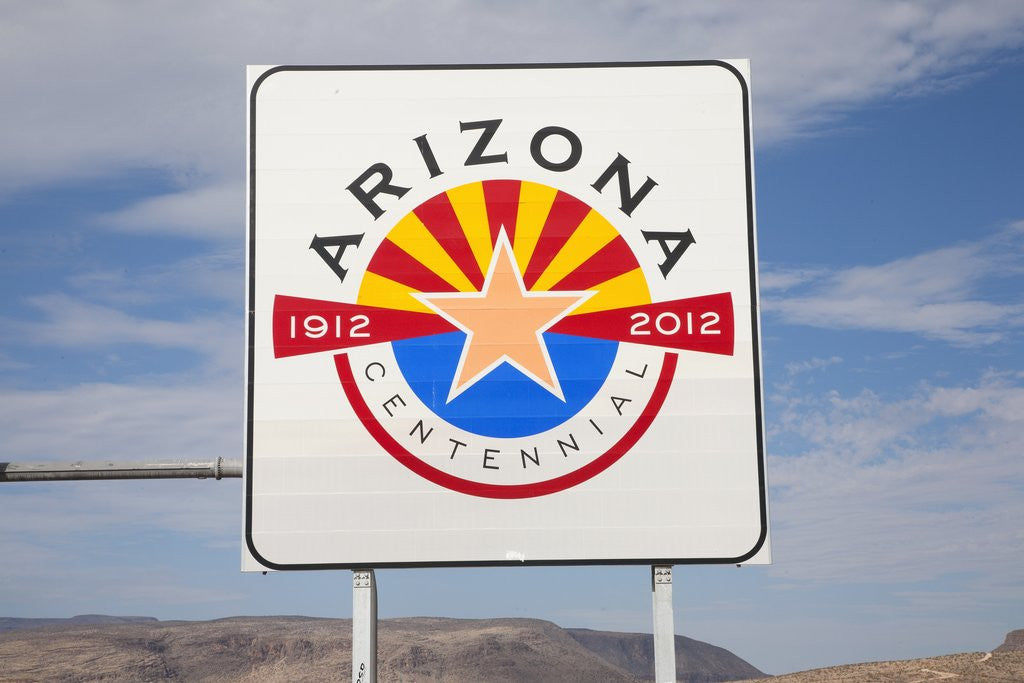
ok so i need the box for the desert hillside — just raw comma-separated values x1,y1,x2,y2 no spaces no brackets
995,628,1024,653
3,616,1019,681
744,649,1024,682
0,615,763,682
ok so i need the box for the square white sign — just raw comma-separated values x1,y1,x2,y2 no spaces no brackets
245,62,768,569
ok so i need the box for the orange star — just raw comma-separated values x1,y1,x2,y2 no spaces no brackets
415,230,591,403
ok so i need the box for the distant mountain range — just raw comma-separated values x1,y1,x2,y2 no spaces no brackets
0,614,157,632
0,615,762,681
2,616,1021,681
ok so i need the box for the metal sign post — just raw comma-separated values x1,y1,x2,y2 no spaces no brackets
652,565,676,683
352,570,377,683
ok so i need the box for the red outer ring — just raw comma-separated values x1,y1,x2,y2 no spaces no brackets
335,352,678,499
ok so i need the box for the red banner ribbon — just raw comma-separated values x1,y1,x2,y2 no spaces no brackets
550,292,734,355
272,295,457,358
273,292,734,358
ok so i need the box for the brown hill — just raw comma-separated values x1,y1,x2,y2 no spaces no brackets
567,628,764,682
743,651,1024,682
995,628,1024,653
0,614,157,632
0,615,763,682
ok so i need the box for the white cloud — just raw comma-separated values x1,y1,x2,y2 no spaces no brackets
785,356,842,376
768,371,1024,586
763,226,1024,345
4,293,241,372
758,268,825,292
67,250,242,306
0,351,30,371
94,181,242,241
1,0,1023,197
0,481,245,611
0,379,239,462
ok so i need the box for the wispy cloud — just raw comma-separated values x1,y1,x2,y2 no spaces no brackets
763,224,1024,345
3,293,240,373
759,268,826,292
0,351,30,371
94,182,242,241
785,356,843,376
0,481,245,612
768,370,1024,585
66,250,242,307
0,379,239,462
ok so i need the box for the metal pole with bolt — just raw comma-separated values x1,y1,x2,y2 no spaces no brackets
0,458,242,482
352,569,378,683
652,565,676,683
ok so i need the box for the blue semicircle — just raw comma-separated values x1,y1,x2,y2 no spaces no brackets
391,332,617,438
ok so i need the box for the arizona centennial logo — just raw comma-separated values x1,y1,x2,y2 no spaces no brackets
269,119,736,498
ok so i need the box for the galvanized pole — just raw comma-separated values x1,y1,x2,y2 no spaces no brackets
0,458,242,482
652,565,676,683
352,569,377,683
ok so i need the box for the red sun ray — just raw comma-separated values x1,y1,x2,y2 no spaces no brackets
365,238,458,294
548,235,641,292
482,179,521,246
521,191,592,290
413,192,485,290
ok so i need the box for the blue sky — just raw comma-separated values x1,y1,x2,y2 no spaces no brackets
1,1,1022,675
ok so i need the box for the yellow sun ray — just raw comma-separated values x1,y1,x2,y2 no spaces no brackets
531,210,619,292
569,268,651,315
446,182,493,277
357,271,435,313
512,181,558,275
385,213,476,292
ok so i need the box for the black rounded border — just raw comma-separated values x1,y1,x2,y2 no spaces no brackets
245,60,767,571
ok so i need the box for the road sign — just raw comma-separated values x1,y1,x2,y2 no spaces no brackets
244,62,768,569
